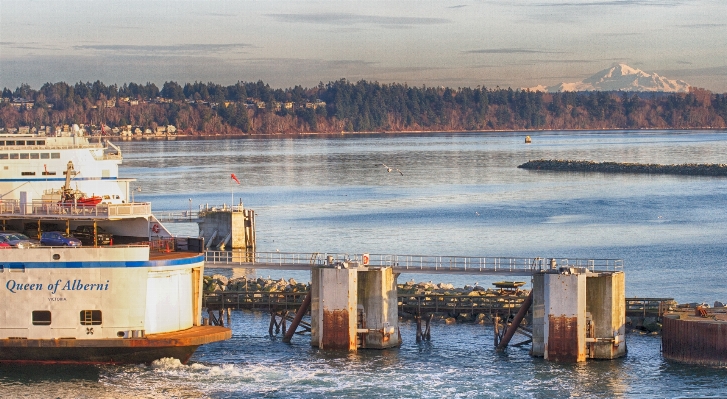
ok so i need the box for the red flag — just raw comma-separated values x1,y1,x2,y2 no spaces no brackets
231,173,240,184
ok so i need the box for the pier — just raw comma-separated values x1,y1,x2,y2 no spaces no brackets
201,251,630,361
203,251,623,275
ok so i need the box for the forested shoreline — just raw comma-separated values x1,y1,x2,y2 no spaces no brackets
1,79,726,136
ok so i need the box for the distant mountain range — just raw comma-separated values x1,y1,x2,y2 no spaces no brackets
529,64,690,93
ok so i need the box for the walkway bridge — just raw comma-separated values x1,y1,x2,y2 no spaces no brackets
204,251,623,276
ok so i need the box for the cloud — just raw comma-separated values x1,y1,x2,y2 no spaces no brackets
448,4,468,8
464,48,563,54
524,59,597,64
520,0,683,24
267,13,450,28
676,23,726,29
73,43,252,55
533,0,683,7
658,65,727,77
205,12,239,18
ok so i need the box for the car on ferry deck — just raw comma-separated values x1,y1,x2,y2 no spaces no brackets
0,232,40,248
40,231,82,247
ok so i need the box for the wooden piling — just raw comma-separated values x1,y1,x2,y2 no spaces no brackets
493,316,500,346
415,315,422,342
268,312,276,336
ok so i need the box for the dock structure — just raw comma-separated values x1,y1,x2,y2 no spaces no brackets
662,307,727,366
159,203,256,251
310,261,401,351
530,268,626,362
203,251,627,361
204,251,623,276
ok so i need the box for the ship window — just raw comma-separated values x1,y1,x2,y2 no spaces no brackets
51,153,60,159
26,141,35,145
32,310,51,326
20,153,29,159
15,141,25,146
30,153,39,159
37,140,45,145
5,141,15,145
0,141,4,146
42,171,56,176
0,154,7,159
10,153,19,159
80,310,102,325
21,172,36,176
40,153,49,159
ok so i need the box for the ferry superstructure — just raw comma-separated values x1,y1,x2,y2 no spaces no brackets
0,130,230,364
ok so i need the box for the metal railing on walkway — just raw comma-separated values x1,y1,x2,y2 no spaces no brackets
204,251,624,276
0,199,151,219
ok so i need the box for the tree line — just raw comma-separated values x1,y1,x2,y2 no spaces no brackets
1,79,726,135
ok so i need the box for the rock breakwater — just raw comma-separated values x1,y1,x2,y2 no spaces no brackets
518,160,727,176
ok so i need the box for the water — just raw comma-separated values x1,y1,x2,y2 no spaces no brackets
4,130,727,397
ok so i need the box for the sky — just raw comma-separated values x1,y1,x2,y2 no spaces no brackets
1,0,726,92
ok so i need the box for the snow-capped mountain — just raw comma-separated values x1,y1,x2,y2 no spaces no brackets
529,64,690,93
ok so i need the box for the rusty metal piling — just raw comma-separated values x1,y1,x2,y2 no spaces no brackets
496,291,533,351
283,292,311,343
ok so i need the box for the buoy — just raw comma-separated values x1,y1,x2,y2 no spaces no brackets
525,136,532,144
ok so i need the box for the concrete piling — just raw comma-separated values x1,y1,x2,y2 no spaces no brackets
531,268,626,362
197,204,256,251
311,262,401,351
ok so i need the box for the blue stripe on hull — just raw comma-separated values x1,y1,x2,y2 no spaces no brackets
1,255,204,269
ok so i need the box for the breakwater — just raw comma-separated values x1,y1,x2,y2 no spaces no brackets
518,159,727,176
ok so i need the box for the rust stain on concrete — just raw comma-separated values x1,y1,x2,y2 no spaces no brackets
548,315,582,362
322,309,351,350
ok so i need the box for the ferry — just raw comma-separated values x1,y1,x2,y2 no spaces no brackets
0,126,231,364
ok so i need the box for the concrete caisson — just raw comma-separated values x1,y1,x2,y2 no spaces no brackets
531,268,626,362
310,264,401,351
197,207,255,250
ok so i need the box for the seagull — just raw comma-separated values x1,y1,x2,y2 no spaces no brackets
380,163,393,173
396,168,403,176
475,212,480,216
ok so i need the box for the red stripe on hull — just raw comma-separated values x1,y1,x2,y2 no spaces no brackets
0,326,231,365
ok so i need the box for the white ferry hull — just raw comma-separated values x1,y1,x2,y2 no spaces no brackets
0,133,231,363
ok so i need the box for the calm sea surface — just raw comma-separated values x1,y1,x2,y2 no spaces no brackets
3,130,727,398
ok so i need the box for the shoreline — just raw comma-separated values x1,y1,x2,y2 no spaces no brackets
112,127,727,141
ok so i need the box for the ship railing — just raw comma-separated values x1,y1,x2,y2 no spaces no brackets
155,210,201,222
149,237,177,252
142,236,205,253
0,199,151,218
204,251,624,273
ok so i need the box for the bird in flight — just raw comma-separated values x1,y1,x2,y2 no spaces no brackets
380,163,403,175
